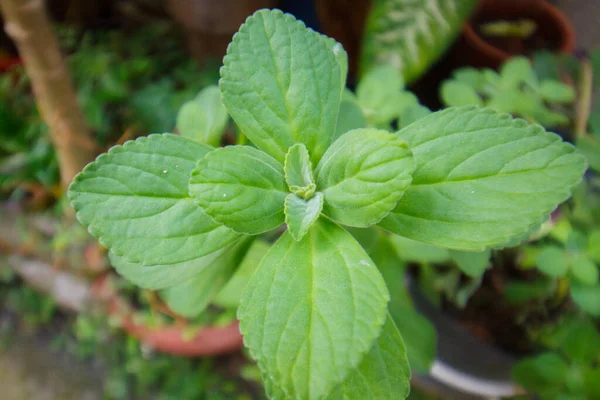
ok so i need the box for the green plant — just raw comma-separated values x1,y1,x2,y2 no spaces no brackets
361,0,478,83
68,9,587,400
512,315,600,399
441,57,576,127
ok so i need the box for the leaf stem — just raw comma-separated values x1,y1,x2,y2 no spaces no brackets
575,58,593,139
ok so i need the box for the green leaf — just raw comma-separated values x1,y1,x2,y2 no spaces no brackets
284,143,316,198
189,145,287,235
326,315,411,400
500,56,534,89
357,65,405,125
571,283,600,316
316,128,414,227
441,81,482,107
576,136,600,173
176,85,228,146
335,90,368,140
512,353,569,394
588,230,600,263
453,67,485,90
537,246,570,277
539,80,576,104
161,238,252,317
214,239,271,309
380,106,587,251
285,193,324,241
389,235,449,264
238,219,389,400
399,104,431,129
361,0,478,83
373,235,436,373
449,249,491,277
68,134,242,277
570,256,599,286
220,9,345,164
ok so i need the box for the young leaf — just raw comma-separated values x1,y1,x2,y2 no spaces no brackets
220,9,345,164
189,145,287,235
537,246,570,277
441,81,482,107
380,107,587,251
389,235,450,264
316,129,414,227
284,143,315,198
357,65,405,125
570,256,599,286
500,56,534,89
176,85,228,146
449,249,491,277
512,353,569,394
284,193,324,241
571,283,600,316
539,80,575,104
238,219,389,400
161,238,252,317
68,134,241,268
326,315,411,400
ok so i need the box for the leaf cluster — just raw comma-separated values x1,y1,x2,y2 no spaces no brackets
68,9,587,400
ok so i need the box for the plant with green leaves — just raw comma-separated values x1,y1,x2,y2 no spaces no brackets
512,315,600,399
68,9,587,399
441,56,576,128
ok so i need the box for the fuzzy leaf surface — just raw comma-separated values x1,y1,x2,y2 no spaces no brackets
380,107,587,251
189,145,287,235
220,9,345,164
285,192,323,241
316,129,414,227
68,134,241,275
238,219,389,400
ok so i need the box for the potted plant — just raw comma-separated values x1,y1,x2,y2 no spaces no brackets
460,0,575,69
67,9,587,400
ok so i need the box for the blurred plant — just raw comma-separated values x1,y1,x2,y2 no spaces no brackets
441,56,575,127
513,316,600,399
479,19,537,39
361,0,478,83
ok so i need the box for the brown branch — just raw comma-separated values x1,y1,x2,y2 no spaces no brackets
0,0,98,188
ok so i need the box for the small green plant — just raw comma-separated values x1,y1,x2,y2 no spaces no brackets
68,10,587,399
512,316,600,399
441,57,576,127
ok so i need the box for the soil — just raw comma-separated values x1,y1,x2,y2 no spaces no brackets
440,248,570,356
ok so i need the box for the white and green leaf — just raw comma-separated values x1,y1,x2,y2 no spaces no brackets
189,145,287,235
380,107,587,251
176,85,228,146
316,128,414,227
220,9,345,164
238,219,389,400
284,143,316,198
68,134,241,273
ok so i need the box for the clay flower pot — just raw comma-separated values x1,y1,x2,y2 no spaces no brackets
91,275,243,357
460,0,575,69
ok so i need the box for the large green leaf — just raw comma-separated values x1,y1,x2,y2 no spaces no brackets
176,85,228,146
220,9,345,164
68,134,241,270
238,219,389,400
189,145,287,235
361,0,478,83
316,129,414,227
326,315,411,400
380,107,587,251
161,238,252,317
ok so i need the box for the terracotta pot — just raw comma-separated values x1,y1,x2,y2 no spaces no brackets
91,275,244,357
460,0,575,69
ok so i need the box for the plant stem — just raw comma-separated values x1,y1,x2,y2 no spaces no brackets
575,58,593,139
0,0,98,189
